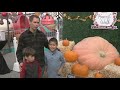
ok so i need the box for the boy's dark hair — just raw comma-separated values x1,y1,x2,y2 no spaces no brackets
23,47,36,57
29,15,40,22
49,37,58,45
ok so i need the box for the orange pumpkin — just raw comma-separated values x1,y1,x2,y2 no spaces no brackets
73,36,119,70
62,39,69,46
94,72,104,78
72,63,89,78
114,57,120,66
64,50,78,62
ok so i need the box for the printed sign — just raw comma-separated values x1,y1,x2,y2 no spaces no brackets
91,12,118,30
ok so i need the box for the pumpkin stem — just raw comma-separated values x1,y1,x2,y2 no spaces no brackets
99,51,106,58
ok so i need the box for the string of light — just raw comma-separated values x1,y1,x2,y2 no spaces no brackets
62,12,120,22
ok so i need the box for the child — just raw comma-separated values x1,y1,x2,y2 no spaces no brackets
20,47,42,78
44,37,65,78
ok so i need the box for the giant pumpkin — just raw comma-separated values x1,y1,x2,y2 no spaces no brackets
73,36,119,70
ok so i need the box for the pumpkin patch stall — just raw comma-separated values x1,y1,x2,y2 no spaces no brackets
72,36,120,78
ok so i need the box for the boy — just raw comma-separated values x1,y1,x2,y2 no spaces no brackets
44,38,65,78
20,47,42,78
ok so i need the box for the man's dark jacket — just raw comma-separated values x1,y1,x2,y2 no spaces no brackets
16,28,49,67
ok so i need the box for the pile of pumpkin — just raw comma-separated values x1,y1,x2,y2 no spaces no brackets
58,36,120,78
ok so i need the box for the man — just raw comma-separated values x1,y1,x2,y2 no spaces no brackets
16,15,49,77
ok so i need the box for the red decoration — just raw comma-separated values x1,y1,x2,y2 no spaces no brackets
13,15,30,35
41,14,55,25
18,12,23,15
1,12,8,17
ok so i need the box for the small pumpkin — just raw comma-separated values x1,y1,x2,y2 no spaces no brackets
94,72,104,78
62,39,69,46
72,63,89,78
64,50,78,62
114,57,120,66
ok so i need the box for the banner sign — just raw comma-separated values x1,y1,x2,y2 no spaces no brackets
91,12,118,30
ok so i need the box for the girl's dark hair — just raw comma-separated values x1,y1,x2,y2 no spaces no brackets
49,37,58,45
29,15,40,22
23,47,36,57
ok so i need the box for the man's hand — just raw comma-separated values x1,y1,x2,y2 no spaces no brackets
43,71,47,78
19,62,23,72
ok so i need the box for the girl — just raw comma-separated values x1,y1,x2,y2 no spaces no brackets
44,37,65,78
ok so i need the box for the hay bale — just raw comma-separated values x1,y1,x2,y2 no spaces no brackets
88,63,120,78
58,62,74,78
101,63,120,78
58,62,120,78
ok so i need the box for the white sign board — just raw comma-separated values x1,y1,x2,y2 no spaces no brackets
91,12,118,30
